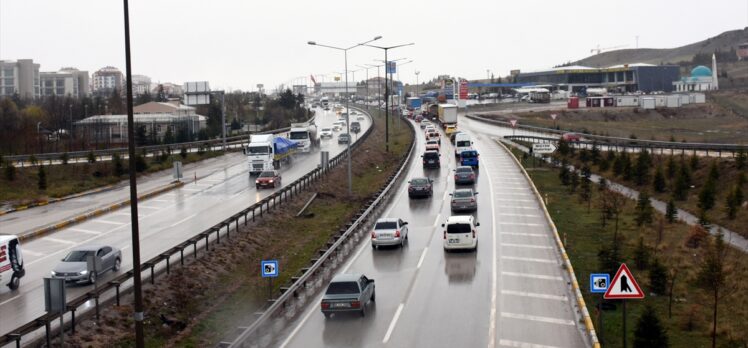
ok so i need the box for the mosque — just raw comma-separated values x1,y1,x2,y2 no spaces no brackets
672,53,719,92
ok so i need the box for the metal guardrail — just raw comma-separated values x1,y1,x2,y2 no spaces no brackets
467,114,748,156
3,116,315,164
0,112,363,347
225,112,416,347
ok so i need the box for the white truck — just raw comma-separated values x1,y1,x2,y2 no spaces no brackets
0,234,25,290
437,104,458,128
289,122,318,153
244,134,298,175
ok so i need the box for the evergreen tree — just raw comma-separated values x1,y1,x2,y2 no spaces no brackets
3,161,15,181
180,147,188,159
87,151,96,163
666,199,677,223
134,154,148,173
653,166,667,193
37,165,47,190
598,157,610,172
112,153,125,176
634,150,652,186
698,179,717,214
690,155,700,170
707,161,720,182
613,152,627,176
569,171,579,193
736,149,746,170
623,153,634,181
60,152,69,165
590,142,600,164
597,237,622,276
557,138,570,157
633,236,650,270
598,177,608,192
559,160,571,185
164,126,175,144
673,164,691,201
606,150,616,163
725,185,743,220
635,191,655,226
649,258,668,295
633,305,669,348
666,156,677,179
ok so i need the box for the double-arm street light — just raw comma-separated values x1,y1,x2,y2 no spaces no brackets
366,43,415,152
307,35,382,196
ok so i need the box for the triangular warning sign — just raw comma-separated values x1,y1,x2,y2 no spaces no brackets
604,263,645,299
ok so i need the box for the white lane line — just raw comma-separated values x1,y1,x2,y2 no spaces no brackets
137,205,161,210
180,188,202,192
498,213,541,218
498,338,563,348
416,247,428,269
382,303,405,343
94,219,126,225
501,256,557,264
501,290,568,302
150,199,171,203
500,312,575,326
501,232,546,237
113,212,131,216
443,189,449,200
494,198,536,203
501,243,553,250
43,237,77,245
495,205,537,210
69,228,103,235
384,183,408,216
21,249,43,257
168,213,197,228
486,149,499,348
433,213,442,227
499,222,544,227
502,271,563,281
0,295,21,306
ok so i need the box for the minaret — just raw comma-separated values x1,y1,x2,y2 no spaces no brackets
712,53,719,90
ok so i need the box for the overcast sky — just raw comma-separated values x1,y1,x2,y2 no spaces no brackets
1,0,745,91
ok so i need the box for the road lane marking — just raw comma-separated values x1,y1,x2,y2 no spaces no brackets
69,228,103,235
0,295,20,306
500,232,546,237
137,205,161,210
433,213,441,227
168,214,197,228
502,271,563,281
382,303,405,343
150,199,171,203
500,312,575,326
501,290,568,302
485,147,499,348
498,339,563,348
94,219,126,225
180,188,202,192
384,183,408,216
495,205,538,210
501,256,557,264
21,249,43,257
416,247,428,269
499,222,545,227
498,213,541,218
501,243,553,249
494,198,536,203
43,237,78,245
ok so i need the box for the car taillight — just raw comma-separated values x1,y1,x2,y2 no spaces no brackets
472,230,476,238
371,231,376,239
321,302,330,309
395,230,401,238
470,198,475,203
454,175,459,180
443,231,447,239
470,174,475,179
408,187,414,192
423,160,427,164
351,301,361,308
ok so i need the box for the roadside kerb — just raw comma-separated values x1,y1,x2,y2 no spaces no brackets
496,138,600,348
16,181,185,242
225,114,416,348
0,183,121,216
0,111,367,347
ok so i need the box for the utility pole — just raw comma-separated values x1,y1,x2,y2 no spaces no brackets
415,71,420,97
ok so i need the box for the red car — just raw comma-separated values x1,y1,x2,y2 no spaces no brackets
255,170,281,189
561,133,581,142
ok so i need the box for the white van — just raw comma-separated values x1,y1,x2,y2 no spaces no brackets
442,216,480,252
454,133,473,157
0,234,25,290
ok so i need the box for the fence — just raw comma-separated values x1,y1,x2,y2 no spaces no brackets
467,114,748,157
0,111,366,347
223,112,416,348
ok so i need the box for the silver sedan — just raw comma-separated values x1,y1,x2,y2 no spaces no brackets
51,245,122,284
450,188,478,212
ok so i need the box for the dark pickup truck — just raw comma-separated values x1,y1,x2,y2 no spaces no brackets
321,273,375,318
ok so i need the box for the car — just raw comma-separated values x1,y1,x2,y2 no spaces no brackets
350,121,361,133
0,234,25,290
51,245,122,284
445,125,458,136
419,121,428,129
255,170,281,188
449,131,463,144
422,150,441,168
320,128,333,139
426,131,441,145
425,140,440,152
460,150,479,168
350,110,358,115
450,188,478,212
371,218,409,248
408,177,433,198
442,215,480,252
332,121,345,131
562,132,582,142
321,274,375,318
454,133,472,157
338,133,351,144
323,106,330,111
454,166,476,185
357,115,365,121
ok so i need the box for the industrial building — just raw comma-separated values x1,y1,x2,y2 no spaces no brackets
515,63,680,94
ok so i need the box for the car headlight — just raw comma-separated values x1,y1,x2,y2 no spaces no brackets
268,180,274,183
50,271,57,276
255,180,260,184
79,270,88,275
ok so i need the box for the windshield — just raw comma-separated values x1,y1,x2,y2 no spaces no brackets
375,221,397,230
453,190,473,198
326,281,360,294
447,223,471,234
248,146,270,154
424,152,438,158
64,250,93,262
411,178,429,185
321,128,331,132
462,151,477,158
289,131,308,140
259,171,274,178
456,140,471,147
456,167,472,173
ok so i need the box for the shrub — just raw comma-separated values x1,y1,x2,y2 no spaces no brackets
28,155,37,166
4,162,16,181
113,153,125,176
135,154,148,173
87,151,96,163
653,166,666,193
180,147,188,159
37,165,47,190
60,152,69,165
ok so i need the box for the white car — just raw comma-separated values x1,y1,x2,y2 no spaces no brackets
442,215,480,252
320,128,333,139
357,115,365,121
332,121,345,131
371,218,409,249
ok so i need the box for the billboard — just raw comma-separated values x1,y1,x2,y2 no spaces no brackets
459,80,468,100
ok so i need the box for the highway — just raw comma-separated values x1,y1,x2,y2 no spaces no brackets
278,116,589,348
0,107,371,338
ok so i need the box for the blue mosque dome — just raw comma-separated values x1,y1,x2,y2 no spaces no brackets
691,65,712,77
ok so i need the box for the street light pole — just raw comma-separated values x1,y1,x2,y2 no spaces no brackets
415,71,420,97
122,1,145,346
69,104,73,151
367,43,414,151
307,35,382,196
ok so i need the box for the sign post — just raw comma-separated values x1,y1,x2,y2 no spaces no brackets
532,143,557,155
590,273,610,343
604,264,644,348
551,113,558,128
509,119,517,136
44,277,66,347
261,260,279,300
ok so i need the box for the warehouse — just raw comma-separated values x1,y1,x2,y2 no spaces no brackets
515,63,680,94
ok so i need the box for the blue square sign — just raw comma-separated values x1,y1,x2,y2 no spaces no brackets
261,260,279,278
590,273,610,293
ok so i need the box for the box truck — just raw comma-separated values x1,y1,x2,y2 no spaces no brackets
244,134,298,175
437,104,458,128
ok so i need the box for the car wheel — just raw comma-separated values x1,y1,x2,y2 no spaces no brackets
256,185,260,189
89,271,97,284
113,258,121,272
8,275,20,290
360,306,366,317
372,244,377,250
324,312,332,319
371,291,376,302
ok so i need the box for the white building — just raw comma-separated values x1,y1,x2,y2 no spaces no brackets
92,66,124,95
673,54,719,92
132,74,152,95
39,67,90,98
0,59,40,98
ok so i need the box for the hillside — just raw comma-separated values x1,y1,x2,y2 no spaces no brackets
574,28,748,67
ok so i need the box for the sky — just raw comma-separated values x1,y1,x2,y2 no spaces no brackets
1,0,746,92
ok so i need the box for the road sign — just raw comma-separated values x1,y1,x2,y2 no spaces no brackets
261,260,279,278
173,161,183,180
387,61,397,74
509,119,517,127
550,113,558,120
590,273,610,293
604,263,644,299
532,143,557,154
459,80,468,100
44,277,66,312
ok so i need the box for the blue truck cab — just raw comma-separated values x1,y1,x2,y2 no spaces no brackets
460,150,479,168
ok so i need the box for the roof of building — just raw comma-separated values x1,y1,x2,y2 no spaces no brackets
691,65,712,77
134,101,195,113
75,113,206,125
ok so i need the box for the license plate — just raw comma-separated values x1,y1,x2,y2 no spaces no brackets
334,303,350,308
428,160,435,164
449,238,459,244
379,233,392,238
